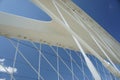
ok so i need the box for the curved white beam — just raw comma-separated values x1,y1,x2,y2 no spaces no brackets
0,0,120,64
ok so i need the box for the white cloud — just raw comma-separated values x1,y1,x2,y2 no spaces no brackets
0,59,5,65
0,65,17,74
0,58,17,74
0,59,5,62
0,78,6,80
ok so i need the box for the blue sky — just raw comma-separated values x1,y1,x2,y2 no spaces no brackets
0,0,120,80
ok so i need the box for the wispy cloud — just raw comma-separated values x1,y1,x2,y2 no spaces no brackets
0,59,5,62
0,59,5,65
0,65,17,74
0,58,17,74
0,78,6,80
